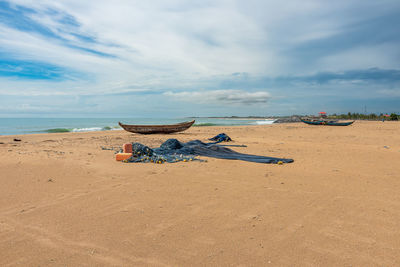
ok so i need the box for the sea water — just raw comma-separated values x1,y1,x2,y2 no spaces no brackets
0,117,275,136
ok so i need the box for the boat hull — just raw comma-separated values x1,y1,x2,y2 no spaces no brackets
118,120,195,134
301,119,354,126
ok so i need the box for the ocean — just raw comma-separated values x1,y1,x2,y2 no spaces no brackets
0,118,276,136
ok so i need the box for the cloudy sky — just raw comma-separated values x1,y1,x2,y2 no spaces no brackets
0,0,399,117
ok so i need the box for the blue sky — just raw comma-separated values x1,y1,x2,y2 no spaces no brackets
0,0,399,117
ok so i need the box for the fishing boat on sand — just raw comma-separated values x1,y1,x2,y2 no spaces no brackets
300,119,354,126
118,120,195,134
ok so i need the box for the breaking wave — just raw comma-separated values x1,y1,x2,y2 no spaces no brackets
254,119,276,125
44,126,118,133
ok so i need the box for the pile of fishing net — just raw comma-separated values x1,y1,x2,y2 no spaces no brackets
123,136,293,164
208,133,232,143
124,141,200,164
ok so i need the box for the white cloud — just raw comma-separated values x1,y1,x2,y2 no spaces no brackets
3,1,400,82
378,89,400,97
1,0,399,116
164,89,270,105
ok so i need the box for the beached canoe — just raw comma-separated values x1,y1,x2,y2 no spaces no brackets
300,119,354,126
118,120,195,134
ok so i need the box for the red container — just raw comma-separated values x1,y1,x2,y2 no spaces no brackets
116,153,132,161
123,143,132,153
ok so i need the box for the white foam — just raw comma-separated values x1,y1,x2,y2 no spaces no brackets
72,127,103,132
254,119,276,125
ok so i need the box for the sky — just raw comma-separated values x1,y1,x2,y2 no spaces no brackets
0,0,399,117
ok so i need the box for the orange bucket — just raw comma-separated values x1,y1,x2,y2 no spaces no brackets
116,153,132,161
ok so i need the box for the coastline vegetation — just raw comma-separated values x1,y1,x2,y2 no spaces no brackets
193,113,399,121
327,112,399,121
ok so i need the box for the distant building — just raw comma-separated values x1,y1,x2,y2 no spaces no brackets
319,112,327,118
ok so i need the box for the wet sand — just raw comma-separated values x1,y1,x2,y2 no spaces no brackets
0,121,399,266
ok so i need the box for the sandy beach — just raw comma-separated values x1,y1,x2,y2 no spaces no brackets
1,121,399,266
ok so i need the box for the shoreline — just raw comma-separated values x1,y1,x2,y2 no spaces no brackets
0,118,390,137
0,119,276,137
1,117,394,137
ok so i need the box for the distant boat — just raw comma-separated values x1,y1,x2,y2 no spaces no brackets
118,120,195,134
300,119,354,126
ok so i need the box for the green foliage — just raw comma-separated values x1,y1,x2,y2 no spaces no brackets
326,112,398,121
390,113,398,120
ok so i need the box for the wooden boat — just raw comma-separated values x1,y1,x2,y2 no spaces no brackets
118,120,195,134
301,119,354,126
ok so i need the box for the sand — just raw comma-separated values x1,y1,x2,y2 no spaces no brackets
0,121,399,266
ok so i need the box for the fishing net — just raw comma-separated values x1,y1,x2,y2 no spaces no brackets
124,141,199,164
123,137,293,164
208,133,232,143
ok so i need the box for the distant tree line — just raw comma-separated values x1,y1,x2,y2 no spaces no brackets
326,112,399,120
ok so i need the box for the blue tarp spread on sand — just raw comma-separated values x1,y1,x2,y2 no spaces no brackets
124,137,294,164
